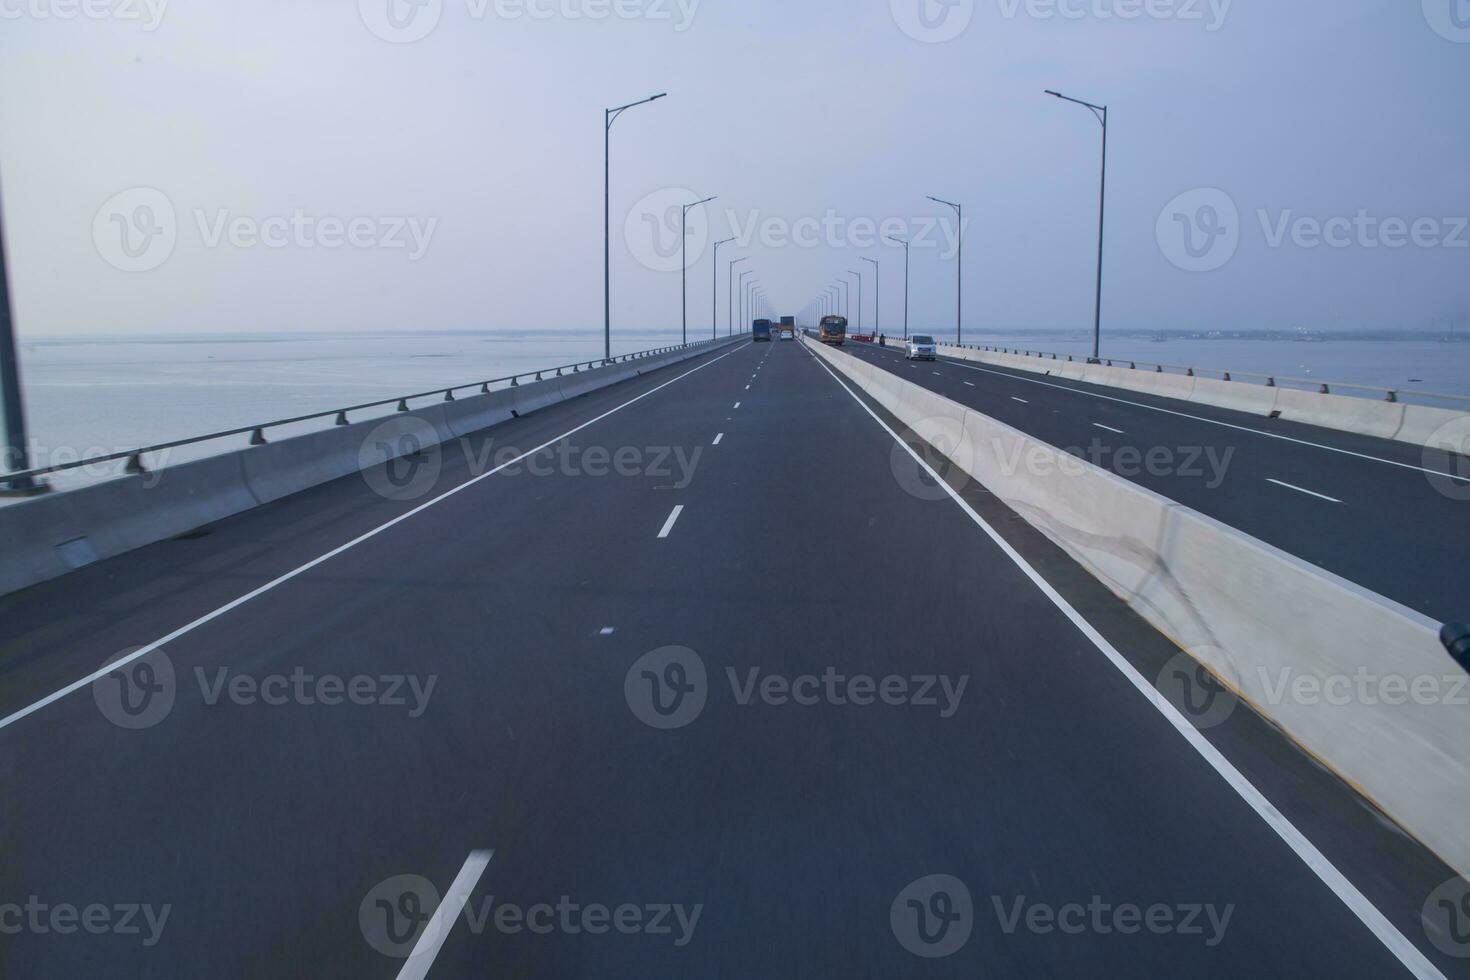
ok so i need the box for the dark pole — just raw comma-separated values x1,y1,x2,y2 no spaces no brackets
604,93,666,363
863,256,879,337
848,271,862,334
0,184,41,495
680,195,715,347
928,196,963,346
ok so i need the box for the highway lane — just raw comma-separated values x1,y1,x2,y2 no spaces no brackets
843,340,1469,622
0,337,1457,977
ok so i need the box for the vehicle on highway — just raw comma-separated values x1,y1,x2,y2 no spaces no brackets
906,334,937,360
779,315,796,332
819,315,847,345
778,328,795,341
753,319,772,342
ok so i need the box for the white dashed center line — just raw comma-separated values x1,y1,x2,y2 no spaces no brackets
712,433,724,445
1267,479,1343,504
1093,423,1125,434
394,850,494,980
1011,397,1028,404
657,505,685,538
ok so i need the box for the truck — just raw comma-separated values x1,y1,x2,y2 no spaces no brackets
752,319,773,342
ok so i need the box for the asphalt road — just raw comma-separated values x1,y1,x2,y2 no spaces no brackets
843,339,1470,622
0,338,1461,978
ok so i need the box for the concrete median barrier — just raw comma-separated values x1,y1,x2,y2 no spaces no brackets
0,336,745,598
808,333,1470,876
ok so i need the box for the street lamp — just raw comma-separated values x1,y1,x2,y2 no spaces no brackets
847,270,863,335
605,92,666,362
745,279,759,330
738,270,754,332
887,235,910,339
1046,89,1108,363
712,237,735,341
681,195,716,346
927,195,963,346
729,256,749,335
862,256,879,338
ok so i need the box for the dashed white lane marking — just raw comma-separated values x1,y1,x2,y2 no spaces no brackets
599,627,616,636
712,433,724,445
657,505,685,539
805,349,1444,980
733,402,741,409
932,372,942,377
1011,397,1029,404
1093,423,1125,434
963,381,976,387
394,849,494,980
1267,478,1343,504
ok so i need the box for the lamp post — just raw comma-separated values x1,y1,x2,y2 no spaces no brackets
927,195,963,346
838,281,849,320
605,92,666,362
1046,89,1108,363
0,184,41,495
887,235,910,339
862,256,879,338
681,195,716,346
847,270,863,335
712,237,734,341
728,256,749,335
738,270,754,332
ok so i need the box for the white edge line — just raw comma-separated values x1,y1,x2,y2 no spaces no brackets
657,504,684,539
1267,478,1344,504
805,346,1445,980
395,849,494,980
939,356,1469,484
0,342,751,733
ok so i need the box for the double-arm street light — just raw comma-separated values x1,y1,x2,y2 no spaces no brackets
605,92,666,362
1046,89,1108,363
847,270,863,334
887,235,910,339
728,257,749,335
712,237,735,341
837,281,849,320
681,195,716,346
862,256,879,337
927,195,963,345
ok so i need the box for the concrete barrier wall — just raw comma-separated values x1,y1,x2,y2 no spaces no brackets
0,336,744,598
936,345,1470,452
806,334,1470,875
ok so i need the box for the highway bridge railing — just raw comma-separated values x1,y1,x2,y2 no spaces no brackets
2,336,741,487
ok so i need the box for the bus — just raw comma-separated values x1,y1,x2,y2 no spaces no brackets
753,318,773,342
819,315,848,345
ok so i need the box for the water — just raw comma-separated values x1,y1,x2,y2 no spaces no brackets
12,328,691,495
10,329,1469,496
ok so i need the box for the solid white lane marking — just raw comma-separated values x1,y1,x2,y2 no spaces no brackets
1267,478,1343,504
657,505,684,539
0,342,753,733
394,849,493,980
712,433,724,445
1011,397,1028,404
938,357,1468,485
806,348,1444,980
1093,423,1125,434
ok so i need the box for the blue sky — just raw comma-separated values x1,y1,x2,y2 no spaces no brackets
1,0,1467,336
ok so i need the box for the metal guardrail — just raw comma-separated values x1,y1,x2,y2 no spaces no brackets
4,335,737,483
962,344,1470,407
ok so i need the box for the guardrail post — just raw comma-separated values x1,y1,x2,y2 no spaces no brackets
1155,365,1163,373
1386,390,1398,403
397,399,409,412
125,452,148,476
334,411,349,426
1320,383,1330,394
444,389,455,402
1223,372,1231,382
1266,377,1275,387
510,377,519,388
1186,367,1195,377
249,427,267,445
1129,362,1136,370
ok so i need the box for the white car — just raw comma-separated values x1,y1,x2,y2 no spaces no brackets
778,329,795,341
906,335,938,361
